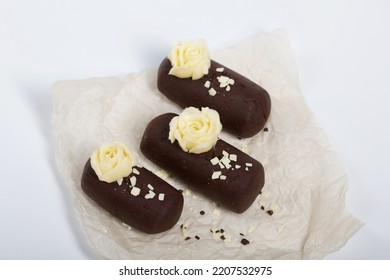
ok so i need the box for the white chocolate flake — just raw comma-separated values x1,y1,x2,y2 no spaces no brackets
210,157,220,165
132,168,140,175
235,164,241,169
216,67,224,72
181,225,189,238
204,80,211,88
208,88,217,96
221,156,231,168
158,193,165,201
147,184,154,190
130,186,141,196
145,190,155,199
220,175,227,180
217,76,229,87
212,171,222,179
229,154,237,161
211,230,221,240
246,162,253,167
130,176,137,187
217,75,235,89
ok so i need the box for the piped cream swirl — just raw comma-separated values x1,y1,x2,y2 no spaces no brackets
169,107,222,154
168,40,211,80
90,141,134,185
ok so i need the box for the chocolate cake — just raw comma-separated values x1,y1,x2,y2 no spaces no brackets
157,58,271,138
81,160,184,234
140,113,265,213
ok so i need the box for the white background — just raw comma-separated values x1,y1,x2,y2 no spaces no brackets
1,0,389,259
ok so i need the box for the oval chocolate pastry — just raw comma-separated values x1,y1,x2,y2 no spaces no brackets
157,40,271,138
140,108,264,213
81,142,183,234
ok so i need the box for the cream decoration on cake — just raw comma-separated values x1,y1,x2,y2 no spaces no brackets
168,40,211,80
90,141,134,185
168,107,222,154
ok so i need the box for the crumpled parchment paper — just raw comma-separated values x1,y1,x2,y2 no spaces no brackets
52,29,362,259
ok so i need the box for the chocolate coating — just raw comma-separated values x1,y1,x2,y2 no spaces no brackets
81,161,184,234
157,58,271,138
140,113,265,213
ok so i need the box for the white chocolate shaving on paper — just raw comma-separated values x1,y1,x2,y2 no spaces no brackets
154,169,170,180
180,225,189,238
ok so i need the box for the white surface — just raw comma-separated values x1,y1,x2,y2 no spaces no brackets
0,0,389,259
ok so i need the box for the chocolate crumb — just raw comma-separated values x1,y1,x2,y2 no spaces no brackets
180,224,184,229
195,235,200,240
220,235,226,240
200,210,205,215
220,229,225,233
260,206,265,210
179,189,184,193
239,233,244,236
185,237,191,241
264,127,269,132
267,210,274,216
210,229,213,233
241,238,250,245
215,230,220,233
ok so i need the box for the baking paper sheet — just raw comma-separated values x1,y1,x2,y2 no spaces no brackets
52,29,362,259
